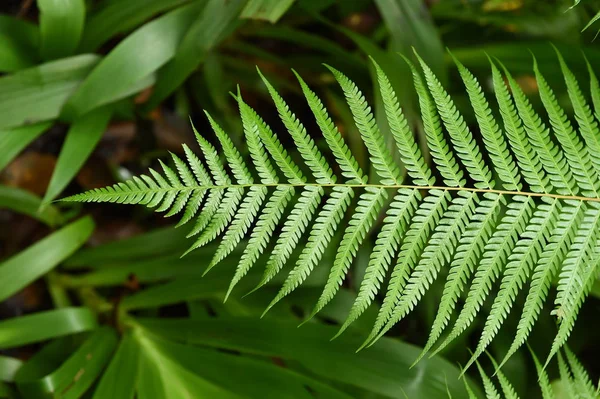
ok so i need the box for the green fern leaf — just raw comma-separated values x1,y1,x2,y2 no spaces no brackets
489,57,551,194
500,60,577,196
476,361,501,399
402,55,465,187
452,53,522,191
533,56,600,197
416,193,503,364
529,347,554,399
416,51,494,189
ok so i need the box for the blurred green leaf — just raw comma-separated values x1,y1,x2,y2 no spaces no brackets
0,185,62,226
80,0,192,52
375,0,445,82
0,307,97,349
0,55,99,130
0,356,22,383
135,330,239,399
0,15,39,72
583,9,600,32
92,333,138,399
15,327,117,399
61,2,203,120
241,0,296,22
135,330,352,398
0,216,94,302
64,226,189,268
44,106,113,204
38,0,86,60
0,123,51,171
139,317,480,399
144,0,245,110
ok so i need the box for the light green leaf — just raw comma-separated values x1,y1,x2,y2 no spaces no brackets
241,0,296,22
0,123,51,171
38,0,86,60
0,307,97,349
0,216,94,302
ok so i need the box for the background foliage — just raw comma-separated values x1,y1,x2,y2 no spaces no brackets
1,0,600,398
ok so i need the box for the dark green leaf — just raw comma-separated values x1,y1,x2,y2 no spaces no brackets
44,106,113,203
15,327,117,399
139,317,481,399
61,2,204,120
0,185,62,226
144,0,245,110
0,15,39,72
80,0,191,52
92,333,138,399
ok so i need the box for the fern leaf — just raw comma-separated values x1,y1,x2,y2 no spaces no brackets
401,55,465,187
336,188,420,337
326,65,402,185
226,185,295,300
452,53,522,191
294,71,366,184
186,188,224,237
533,56,600,197
361,190,450,349
416,193,503,364
264,186,354,315
371,58,434,186
487,355,520,399
259,69,335,184
529,347,554,399
416,51,494,189
205,185,267,274
204,111,253,184
500,60,577,196
548,203,600,364
556,49,600,180
432,196,535,357
308,187,387,320
489,57,551,194
564,347,597,398
558,351,578,399
373,191,478,345
237,91,278,184
464,198,560,371
254,186,323,290
500,202,585,368
476,362,501,399
584,55,600,120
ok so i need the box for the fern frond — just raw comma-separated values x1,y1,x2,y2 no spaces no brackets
416,193,503,364
416,51,493,189
529,347,554,399
308,187,387,320
64,51,600,367
264,186,354,315
500,60,577,196
452,53,522,191
432,196,535,357
564,347,597,398
371,58,433,186
336,188,420,337
487,355,520,399
555,49,600,180
533,56,600,197
489,57,551,194
499,202,585,368
464,198,560,370
326,65,402,185
476,361,501,399
584,55,600,119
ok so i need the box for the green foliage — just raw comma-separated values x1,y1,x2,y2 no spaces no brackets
64,48,600,371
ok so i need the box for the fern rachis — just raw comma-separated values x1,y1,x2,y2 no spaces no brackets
64,48,600,371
